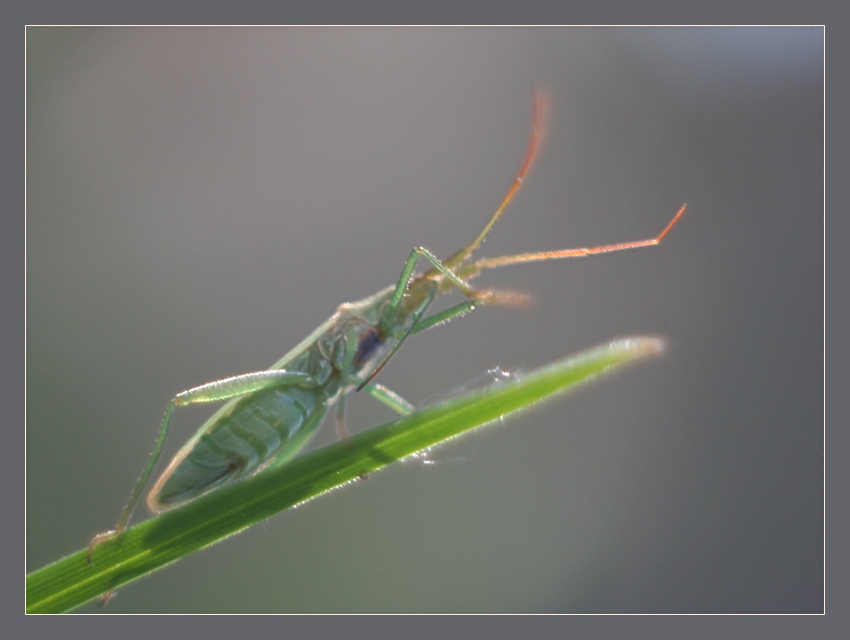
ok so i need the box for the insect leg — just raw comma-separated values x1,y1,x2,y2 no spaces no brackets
387,246,529,324
362,382,415,416
362,248,531,393
335,325,361,441
401,301,475,338
88,369,314,563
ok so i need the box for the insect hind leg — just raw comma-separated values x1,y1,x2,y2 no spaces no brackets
88,369,316,563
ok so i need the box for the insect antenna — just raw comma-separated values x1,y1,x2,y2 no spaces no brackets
438,90,551,273
469,203,688,272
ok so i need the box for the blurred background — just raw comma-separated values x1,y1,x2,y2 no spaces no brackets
26,27,823,613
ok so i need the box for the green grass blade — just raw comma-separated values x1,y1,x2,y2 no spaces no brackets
26,337,663,613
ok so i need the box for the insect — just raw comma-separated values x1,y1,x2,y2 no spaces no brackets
89,92,686,558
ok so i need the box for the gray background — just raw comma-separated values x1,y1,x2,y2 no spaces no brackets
27,27,823,613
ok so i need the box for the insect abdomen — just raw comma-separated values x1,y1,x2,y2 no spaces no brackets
148,385,329,511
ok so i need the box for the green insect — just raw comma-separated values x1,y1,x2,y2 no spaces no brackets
89,93,686,558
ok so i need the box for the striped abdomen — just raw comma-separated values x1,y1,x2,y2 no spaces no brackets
148,384,331,511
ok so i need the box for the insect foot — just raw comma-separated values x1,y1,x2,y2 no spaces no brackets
87,529,117,566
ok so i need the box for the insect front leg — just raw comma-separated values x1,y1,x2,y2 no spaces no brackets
387,246,504,317
359,247,531,392
88,369,314,564
401,247,533,313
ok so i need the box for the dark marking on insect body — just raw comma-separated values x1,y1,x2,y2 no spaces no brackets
354,327,384,368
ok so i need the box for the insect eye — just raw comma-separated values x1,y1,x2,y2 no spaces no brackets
354,327,383,366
